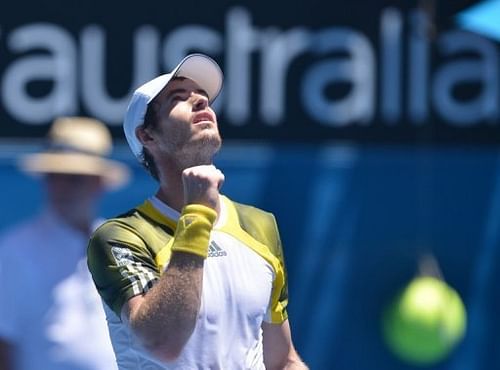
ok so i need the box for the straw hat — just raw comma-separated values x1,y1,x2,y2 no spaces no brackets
19,117,130,189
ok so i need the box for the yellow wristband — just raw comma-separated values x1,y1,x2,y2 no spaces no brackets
171,204,217,258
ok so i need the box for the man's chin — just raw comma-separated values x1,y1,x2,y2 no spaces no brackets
195,131,222,151
177,135,222,168
198,138,222,158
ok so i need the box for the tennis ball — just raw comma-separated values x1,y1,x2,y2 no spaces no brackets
382,276,467,366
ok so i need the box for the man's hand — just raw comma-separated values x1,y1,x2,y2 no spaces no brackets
182,165,224,210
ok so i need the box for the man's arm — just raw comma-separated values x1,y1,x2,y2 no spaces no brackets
121,165,223,362
262,320,308,370
122,252,204,362
0,339,14,370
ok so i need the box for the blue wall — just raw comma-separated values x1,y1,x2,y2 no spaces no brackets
1,142,500,370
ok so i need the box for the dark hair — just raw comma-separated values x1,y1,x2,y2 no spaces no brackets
138,101,160,181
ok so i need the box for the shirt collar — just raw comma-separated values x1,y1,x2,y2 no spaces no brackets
149,195,227,228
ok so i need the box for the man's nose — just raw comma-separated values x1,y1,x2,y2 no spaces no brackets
192,94,209,110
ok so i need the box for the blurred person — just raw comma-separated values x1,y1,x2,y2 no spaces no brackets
0,117,130,370
87,54,307,369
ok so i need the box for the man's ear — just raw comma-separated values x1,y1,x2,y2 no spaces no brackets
136,125,154,146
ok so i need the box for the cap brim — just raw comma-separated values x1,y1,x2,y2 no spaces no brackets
173,53,223,103
19,153,130,190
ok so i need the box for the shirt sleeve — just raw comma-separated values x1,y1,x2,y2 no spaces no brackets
265,214,289,324
87,220,160,318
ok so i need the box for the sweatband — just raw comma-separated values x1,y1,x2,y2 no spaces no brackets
171,204,217,258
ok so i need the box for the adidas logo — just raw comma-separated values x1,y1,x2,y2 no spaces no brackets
208,241,227,258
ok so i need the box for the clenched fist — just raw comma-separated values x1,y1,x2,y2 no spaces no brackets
182,165,224,210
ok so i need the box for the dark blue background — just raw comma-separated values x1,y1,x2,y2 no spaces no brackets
2,141,499,370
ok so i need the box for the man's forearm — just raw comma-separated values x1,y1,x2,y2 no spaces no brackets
129,252,204,361
128,203,216,360
284,359,309,370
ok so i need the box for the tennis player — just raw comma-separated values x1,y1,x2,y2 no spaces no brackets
88,53,307,369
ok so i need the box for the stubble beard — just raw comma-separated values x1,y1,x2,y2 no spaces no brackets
174,131,222,170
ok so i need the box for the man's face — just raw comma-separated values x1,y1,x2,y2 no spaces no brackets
143,77,222,168
45,173,103,223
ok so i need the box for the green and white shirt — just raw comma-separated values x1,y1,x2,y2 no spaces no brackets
87,195,288,369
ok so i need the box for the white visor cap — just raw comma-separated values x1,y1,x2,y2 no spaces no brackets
123,53,223,160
